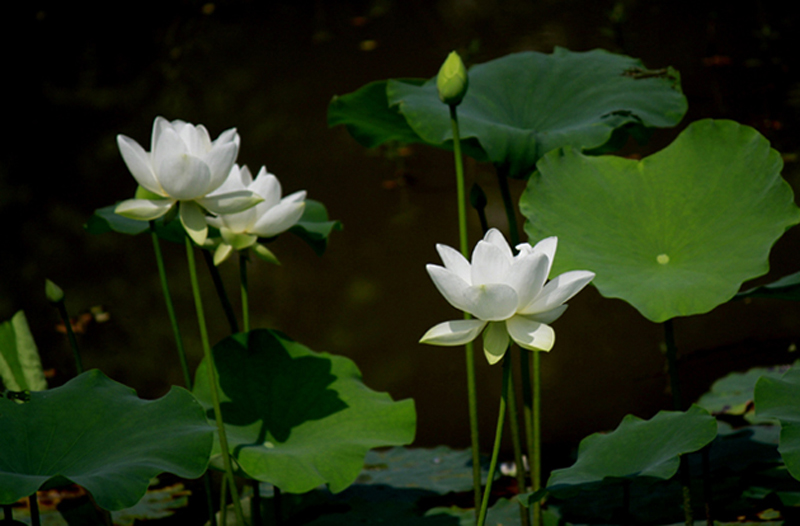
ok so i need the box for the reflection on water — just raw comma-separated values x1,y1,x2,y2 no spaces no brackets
9,1,800,452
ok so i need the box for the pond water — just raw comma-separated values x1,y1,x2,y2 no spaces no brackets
9,0,800,454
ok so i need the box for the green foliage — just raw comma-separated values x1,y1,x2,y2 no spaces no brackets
0,370,213,510
737,271,800,301
330,48,687,179
756,365,800,482
698,363,795,424
288,199,343,256
192,330,416,494
544,405,717,491
0,310,47,392
358,446,495,495
522,119,800,322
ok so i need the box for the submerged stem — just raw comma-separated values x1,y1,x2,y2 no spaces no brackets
185,237,245,526
449,103,482,514
477,356,511,526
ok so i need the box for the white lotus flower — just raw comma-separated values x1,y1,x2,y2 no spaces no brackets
420,228,595,365
206,164,307,265
114,116,263,245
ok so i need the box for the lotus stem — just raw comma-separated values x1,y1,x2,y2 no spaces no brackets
52,297,82,375
497,166,541,526
185,236,245,526
477,356,512,526
505,356,530,526
150,222,192,389
449,102,482,514
664,319,693,525
239,251,250,333
150,224,218,525
201,250,240,334
29,493,40,526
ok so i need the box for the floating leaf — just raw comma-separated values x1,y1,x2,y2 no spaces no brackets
522,119,800,322
192,330,416,494
426,498,567,526
544,405,717,491
697,363,795,423
0,310,47,392
737,271,800,301
357,446,495,495
755,365,800,481
0,370,213,510
288,199,342,256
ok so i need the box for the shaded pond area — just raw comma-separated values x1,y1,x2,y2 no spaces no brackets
8,0,800,457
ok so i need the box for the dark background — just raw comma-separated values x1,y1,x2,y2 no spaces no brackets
7,0,800,452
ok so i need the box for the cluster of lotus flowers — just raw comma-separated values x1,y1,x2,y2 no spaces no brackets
115,116,307,264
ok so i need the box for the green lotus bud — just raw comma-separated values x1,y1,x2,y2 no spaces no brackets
436,51,469,106
45,279,64,304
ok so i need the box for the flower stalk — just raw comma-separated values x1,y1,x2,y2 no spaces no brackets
46,280,83,375
477,356,512,526
185,236,245,526
439,50,482,514
150,222,192,389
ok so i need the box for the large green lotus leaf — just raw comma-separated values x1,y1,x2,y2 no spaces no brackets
755,365,800,481
357,446,495,495
522,119,800,322
736,270,800,301
546,405,717,490
192,330,416,494
386,47,687,179
0,369,213,510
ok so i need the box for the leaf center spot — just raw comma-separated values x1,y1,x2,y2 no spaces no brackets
657,254,670,265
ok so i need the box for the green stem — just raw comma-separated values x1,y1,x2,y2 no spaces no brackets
185,237,245,526
201,250,240,334
55,301,82,375
665,319,692,525
532,351,542,526
251,480,262,526
664,319,682,410
150,223,192,389
449,102,482,514
496,166,520,248
505,355,530,526
239,251,250,333
498,166,541,526
151,224,217,526
29,493,40,526
477,356,511,526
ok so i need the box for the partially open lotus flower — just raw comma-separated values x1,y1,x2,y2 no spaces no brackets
206,164,306,265
114,116,263,245
420,228,594,364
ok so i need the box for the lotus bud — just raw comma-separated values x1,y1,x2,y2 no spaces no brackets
45,279,64,304
436,51,469,106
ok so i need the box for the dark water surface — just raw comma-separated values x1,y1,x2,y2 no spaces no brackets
8,1,800,452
